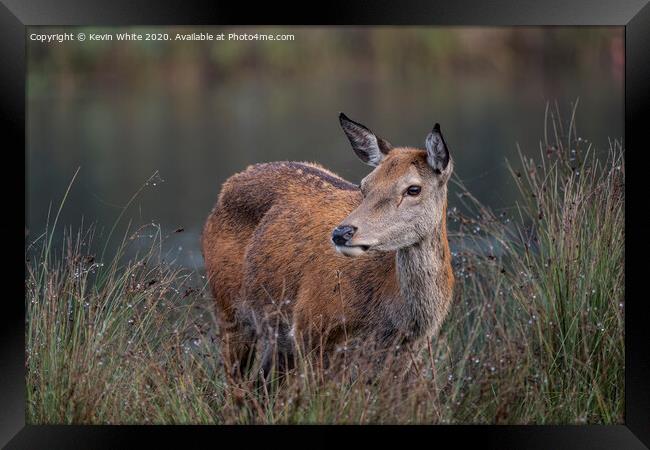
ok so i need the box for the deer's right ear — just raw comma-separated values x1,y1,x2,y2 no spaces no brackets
339,113,392,167
425,123,451,174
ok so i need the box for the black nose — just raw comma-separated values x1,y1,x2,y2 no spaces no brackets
332,225,356,246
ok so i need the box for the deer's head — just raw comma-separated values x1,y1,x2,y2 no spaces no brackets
332,113,453,257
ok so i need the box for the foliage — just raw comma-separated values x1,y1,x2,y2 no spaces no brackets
26,109,624,424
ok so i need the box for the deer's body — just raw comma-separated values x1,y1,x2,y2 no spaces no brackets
201,115,455,378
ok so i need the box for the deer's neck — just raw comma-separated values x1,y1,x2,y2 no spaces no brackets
393,212,454,341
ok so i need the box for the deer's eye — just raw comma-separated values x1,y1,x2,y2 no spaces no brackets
406,185,421,196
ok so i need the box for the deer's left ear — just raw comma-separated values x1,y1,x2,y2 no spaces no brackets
425,123,451,174
339,113,393,167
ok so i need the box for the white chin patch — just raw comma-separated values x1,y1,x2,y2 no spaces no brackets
335,245,368,257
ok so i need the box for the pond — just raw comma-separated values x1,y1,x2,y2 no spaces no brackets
26,27,623,267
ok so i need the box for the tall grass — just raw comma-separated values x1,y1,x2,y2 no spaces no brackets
25,108,624,424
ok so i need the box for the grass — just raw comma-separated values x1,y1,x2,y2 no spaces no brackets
25,107,624,424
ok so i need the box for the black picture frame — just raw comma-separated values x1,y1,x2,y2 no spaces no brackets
3,0,649,448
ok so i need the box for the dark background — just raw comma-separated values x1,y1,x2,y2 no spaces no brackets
26,26,623,267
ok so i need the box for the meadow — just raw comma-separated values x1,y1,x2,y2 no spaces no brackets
25,108,624,424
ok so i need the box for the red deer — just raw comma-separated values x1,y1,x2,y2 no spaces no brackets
201,113,454,379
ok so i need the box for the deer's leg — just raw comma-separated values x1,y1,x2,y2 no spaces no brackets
221,319,257,380
359,331,425,385
259,321,295,384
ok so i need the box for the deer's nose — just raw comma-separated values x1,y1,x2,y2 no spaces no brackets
332,225,357,246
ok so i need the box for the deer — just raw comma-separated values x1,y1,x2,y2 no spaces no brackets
201,113,454,382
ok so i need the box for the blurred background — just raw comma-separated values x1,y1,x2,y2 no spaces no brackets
27,26,623,267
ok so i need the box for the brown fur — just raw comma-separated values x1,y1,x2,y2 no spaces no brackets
201,151,454,377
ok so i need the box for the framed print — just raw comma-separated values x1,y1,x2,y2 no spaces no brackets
3,0,649,448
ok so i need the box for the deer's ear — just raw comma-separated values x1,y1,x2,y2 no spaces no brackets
425,123,451,173
339,113,392,167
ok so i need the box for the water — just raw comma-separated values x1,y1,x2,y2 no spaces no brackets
26,28,623,268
